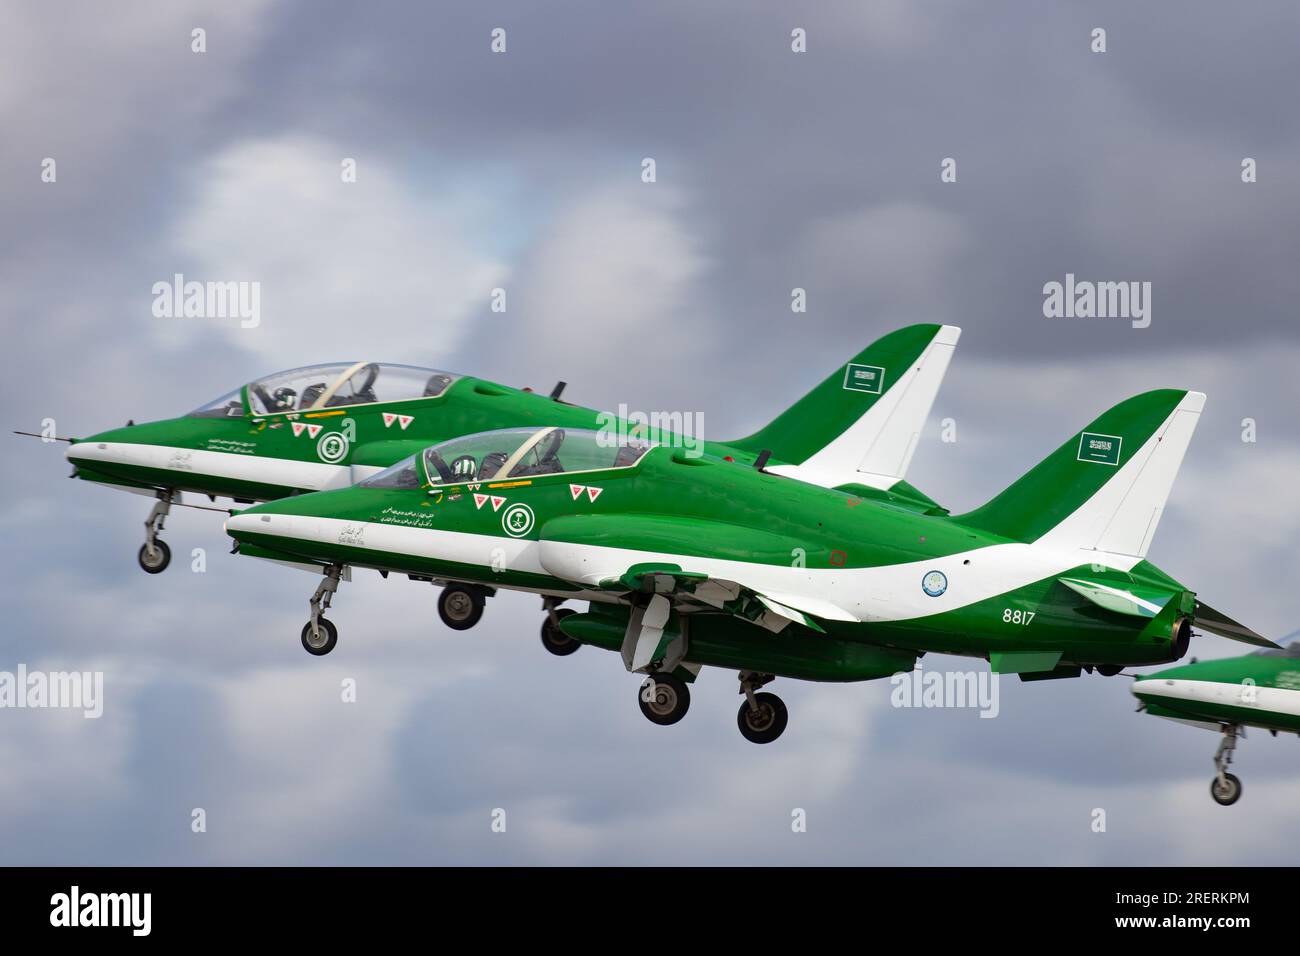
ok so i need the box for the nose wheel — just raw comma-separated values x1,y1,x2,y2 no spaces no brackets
301,565,344,656
438,584,486,630
137,539,171,574
1210,724,1243,806
138,490,175,573
301,618,338,656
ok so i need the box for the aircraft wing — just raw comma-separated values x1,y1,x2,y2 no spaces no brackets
597,563,856,672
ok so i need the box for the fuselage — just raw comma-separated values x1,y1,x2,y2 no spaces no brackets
65,367,764,503
226,439,1195,672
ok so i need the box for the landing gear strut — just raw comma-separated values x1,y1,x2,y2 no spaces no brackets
137,490,174,574
736,672,787,744
1210,724,1243,806
540,598,579,656
301,564,343,656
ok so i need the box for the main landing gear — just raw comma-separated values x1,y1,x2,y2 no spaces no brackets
736,671,787,744
638,672,690,724
631,668,790,744
301,564,344,656
437,584,487,631
137,490,174,574
1210,724,1243,806
540,598,579,656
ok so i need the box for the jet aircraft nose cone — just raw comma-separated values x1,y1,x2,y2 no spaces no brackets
65,434,111,465
224,512,257,536
225,508,288,538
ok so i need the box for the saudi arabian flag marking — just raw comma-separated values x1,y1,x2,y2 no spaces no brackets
1077,431,1123,465
842,363,885,394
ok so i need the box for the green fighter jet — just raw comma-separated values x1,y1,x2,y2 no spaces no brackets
1131,640,1300,805
225,379,1278,744
37,325,960,635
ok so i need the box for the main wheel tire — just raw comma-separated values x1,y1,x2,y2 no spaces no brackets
1211,772,1242,806
438,585,485,630
138,539,171,574
540,608,580,656
638,673,691,725
301,618,338,656
737,692,788,744
1095,664,1123,677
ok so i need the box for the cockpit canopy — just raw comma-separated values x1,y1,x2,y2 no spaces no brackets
359,427,656,490
188,363,459,418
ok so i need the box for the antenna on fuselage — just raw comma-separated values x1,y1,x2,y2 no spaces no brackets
549,381,567,401
753,449,771,473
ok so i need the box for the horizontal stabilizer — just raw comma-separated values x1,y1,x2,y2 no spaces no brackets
1194,601,1280,648
1058,577,1177,619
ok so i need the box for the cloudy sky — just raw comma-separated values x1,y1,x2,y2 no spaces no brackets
3,0,1298,864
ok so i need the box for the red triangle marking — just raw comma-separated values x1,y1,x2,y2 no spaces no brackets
473,494,489,510
586,486,603,502
570,484,584,500
490,496,506,512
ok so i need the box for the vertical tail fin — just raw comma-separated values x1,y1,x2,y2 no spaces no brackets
731,323,960,490
956,389,1205,558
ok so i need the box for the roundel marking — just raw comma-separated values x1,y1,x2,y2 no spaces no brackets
921,570,948,597
501,503,535,538
317,431,350,464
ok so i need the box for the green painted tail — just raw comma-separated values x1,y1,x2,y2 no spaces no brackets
728,324,959,488
956,389,1206,557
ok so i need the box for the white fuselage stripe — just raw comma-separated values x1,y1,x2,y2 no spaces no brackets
67,442,352,495
226,513,1149,624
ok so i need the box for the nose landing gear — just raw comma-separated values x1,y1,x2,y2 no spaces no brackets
137,490,175,574
301,564,344,656
1210,724,1243,806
